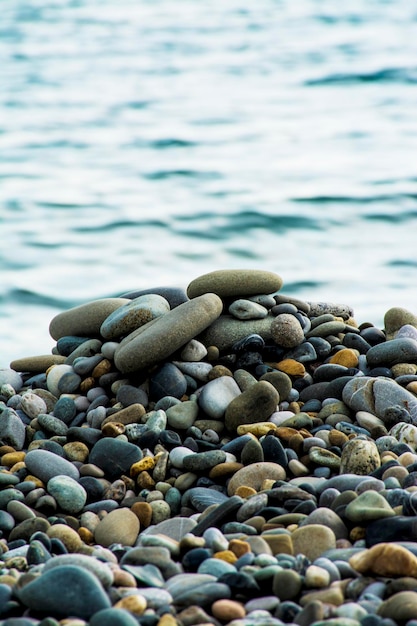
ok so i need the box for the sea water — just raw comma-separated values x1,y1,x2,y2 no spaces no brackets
1,0,417,364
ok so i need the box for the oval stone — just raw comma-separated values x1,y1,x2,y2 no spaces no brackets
49,298,130,340
198,376,242,419
227,462,286,496
225,381,279,432
271,314,305,348
100,294,170,339
187,269,283,299
94,508,140,548
47,475,87,514
89,438,143,480
114,293,223,373
25,449,80,482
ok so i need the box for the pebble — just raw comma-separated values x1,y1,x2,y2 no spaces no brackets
114,293,223,372
24,448,80,482
198,376,242,419
18,564,111,618
224,381,279,432
271,313,305,348
186,269,283,298
100,293,170,339
46,475,87,514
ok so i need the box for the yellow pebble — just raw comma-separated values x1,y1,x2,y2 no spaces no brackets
237,422,278,437
329,348,359,368
276,359,306,377
1,452,26,467
229,539,251,558
234,485,257,499
78,527,94,544
130,456,156,478
114,594,147,615
214,550,238,564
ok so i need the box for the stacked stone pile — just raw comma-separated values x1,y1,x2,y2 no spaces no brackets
1,270,417,625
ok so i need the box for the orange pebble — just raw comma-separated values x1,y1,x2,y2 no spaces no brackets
234,485,257,499
1,452,25,467
213,550,238,564
276,359,305,377
228,539,250,558
78,527,94,544
329,348,359,368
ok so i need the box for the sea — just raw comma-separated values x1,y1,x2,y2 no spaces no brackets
1,0,417,366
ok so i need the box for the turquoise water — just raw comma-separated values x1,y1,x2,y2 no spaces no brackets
1,1,417,364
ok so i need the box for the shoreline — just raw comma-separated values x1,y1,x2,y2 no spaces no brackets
1,269,417,625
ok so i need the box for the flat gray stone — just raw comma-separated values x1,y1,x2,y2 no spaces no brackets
25,449,80,482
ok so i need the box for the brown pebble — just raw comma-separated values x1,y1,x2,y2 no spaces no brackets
136,471,155,490
80,377,96,393
349,543,417,577
328,429,349,447
228,539,251,558
156,615,179,626
101,422,126,437
261,533,294,555
276,359,306,377
101,403,146,426
206,345,220,361
131,502,153,528
329,348,359,368
227,462,286,496
207,365,233,379
349,527,366,542
292,524,336,561
209,462,244,480
79,463,105,478
288,434,304,455
47,524,83,552
92,358,112,378
10,355,67,373
212,599,246,621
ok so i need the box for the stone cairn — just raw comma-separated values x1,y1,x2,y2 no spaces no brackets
1,269,417,625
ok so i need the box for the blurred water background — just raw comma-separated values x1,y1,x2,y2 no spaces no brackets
1,0,417,365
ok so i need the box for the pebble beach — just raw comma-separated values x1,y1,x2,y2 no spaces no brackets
2,268,417,626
